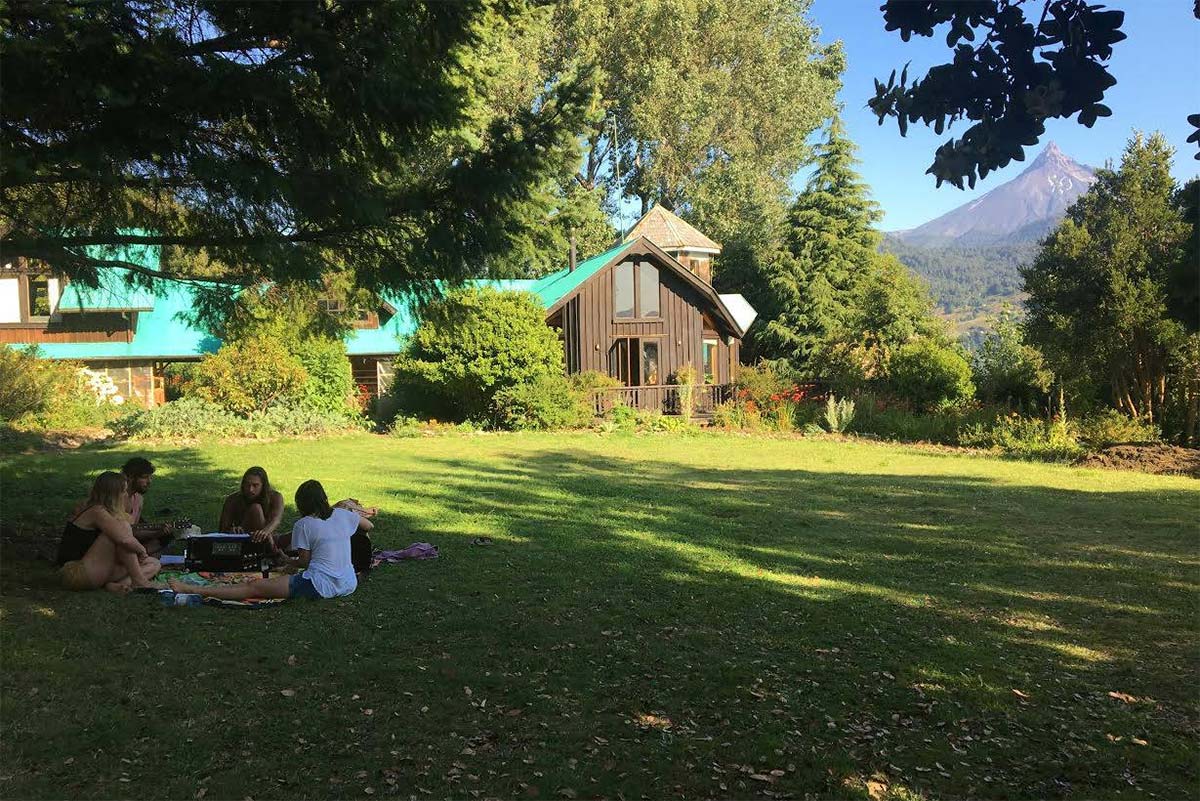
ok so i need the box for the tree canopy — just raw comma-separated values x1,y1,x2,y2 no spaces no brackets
1022,132,1197,436
0,1,590,293
868,1,1200,188
550,0,843,231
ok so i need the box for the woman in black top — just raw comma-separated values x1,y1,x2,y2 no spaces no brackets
58,472,162,593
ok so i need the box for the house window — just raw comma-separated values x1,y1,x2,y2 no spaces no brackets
27,274,51,318
317,297,345,314
638,264,660,318
703,339,718,384
641,340,659,385
0,277,21,323
613,261,660,319
608,338,662,386
608,338,635,385
613,262,634,318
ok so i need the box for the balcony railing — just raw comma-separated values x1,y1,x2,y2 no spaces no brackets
586,384,734,417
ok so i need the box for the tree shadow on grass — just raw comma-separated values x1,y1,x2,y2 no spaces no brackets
1,439,1196,800
393,447,1199,798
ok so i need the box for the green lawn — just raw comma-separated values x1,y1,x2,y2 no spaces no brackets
1,432,1197,800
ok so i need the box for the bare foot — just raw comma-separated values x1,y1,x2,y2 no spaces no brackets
167,579,194,593
105,579,133,595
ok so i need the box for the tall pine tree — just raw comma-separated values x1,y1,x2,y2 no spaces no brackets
756,117,883,365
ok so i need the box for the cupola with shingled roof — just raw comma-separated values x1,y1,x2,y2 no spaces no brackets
622,205,720,284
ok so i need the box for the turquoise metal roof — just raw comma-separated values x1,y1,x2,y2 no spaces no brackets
32,283,223,360
56,242,163,313
521,240,633,308
17,240,637,360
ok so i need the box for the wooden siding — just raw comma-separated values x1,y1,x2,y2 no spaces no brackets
0,312,135,343
562,255,742,385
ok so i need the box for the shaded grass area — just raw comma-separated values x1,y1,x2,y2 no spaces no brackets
1,432,1197,800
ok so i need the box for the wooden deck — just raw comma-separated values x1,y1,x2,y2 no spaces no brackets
586,384,733,417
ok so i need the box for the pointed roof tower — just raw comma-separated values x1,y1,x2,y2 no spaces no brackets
623,205,720,253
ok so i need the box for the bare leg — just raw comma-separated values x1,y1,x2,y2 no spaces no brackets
168,575,292,601
113,549,161,589
79,536,123,590
105,577,133,595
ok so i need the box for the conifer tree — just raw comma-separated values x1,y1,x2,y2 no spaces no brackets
756,117,883,364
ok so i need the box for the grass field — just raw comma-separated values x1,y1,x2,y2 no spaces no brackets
1,432,1197,800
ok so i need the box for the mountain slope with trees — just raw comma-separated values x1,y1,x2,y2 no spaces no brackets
882,142,1096,314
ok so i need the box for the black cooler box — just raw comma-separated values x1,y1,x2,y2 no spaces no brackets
184,534,271,572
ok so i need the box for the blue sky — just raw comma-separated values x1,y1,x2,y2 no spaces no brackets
805,0,1200,231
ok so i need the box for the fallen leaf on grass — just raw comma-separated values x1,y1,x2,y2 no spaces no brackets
1107,691,1138,704
1012,689,1030,700
280,689,295,698
286,655,297,666
1132,737,1148,746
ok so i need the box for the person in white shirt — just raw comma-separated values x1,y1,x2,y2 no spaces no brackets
167,479,373,602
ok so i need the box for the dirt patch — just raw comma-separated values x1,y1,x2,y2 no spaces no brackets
1076,444,1200,478
0,426,115,453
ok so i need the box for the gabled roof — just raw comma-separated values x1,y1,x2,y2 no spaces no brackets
16,235,756,360
623,204,720,252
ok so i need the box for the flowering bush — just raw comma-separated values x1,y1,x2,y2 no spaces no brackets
79,368,125,405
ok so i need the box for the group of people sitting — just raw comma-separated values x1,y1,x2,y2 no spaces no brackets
57,458,374,602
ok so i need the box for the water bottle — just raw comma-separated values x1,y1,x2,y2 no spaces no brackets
160,591,203,607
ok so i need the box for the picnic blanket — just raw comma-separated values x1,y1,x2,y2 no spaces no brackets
157,569,287,610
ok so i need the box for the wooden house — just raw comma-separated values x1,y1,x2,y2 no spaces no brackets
3,207,755,413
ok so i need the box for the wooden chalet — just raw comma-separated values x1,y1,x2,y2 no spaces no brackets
4,207,755,415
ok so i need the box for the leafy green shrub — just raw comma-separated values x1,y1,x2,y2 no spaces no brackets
648,414,698,433
734,361,799,406
607,401,640,430
115,397,358,439
0,347,67,421
972,310,1053,407
847,402,963,444
491,374,589,431
163,362,197,401
710,400,762,430
1076,409,1161,448
113,397,246,439
294,337,355,414
191,339,308,414
254,403,361,436
959,414,1083,461
889,338,975,411
388,415,481,438
823,395,856,433
569,370,620,418
392,287,563,422
1,348,118,429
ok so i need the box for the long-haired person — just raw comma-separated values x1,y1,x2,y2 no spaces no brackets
218,466,287,552
57,471,162,593
170,479,372,602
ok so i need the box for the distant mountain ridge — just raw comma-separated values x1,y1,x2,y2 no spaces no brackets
883,142,1097,316
892,142,1096,247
